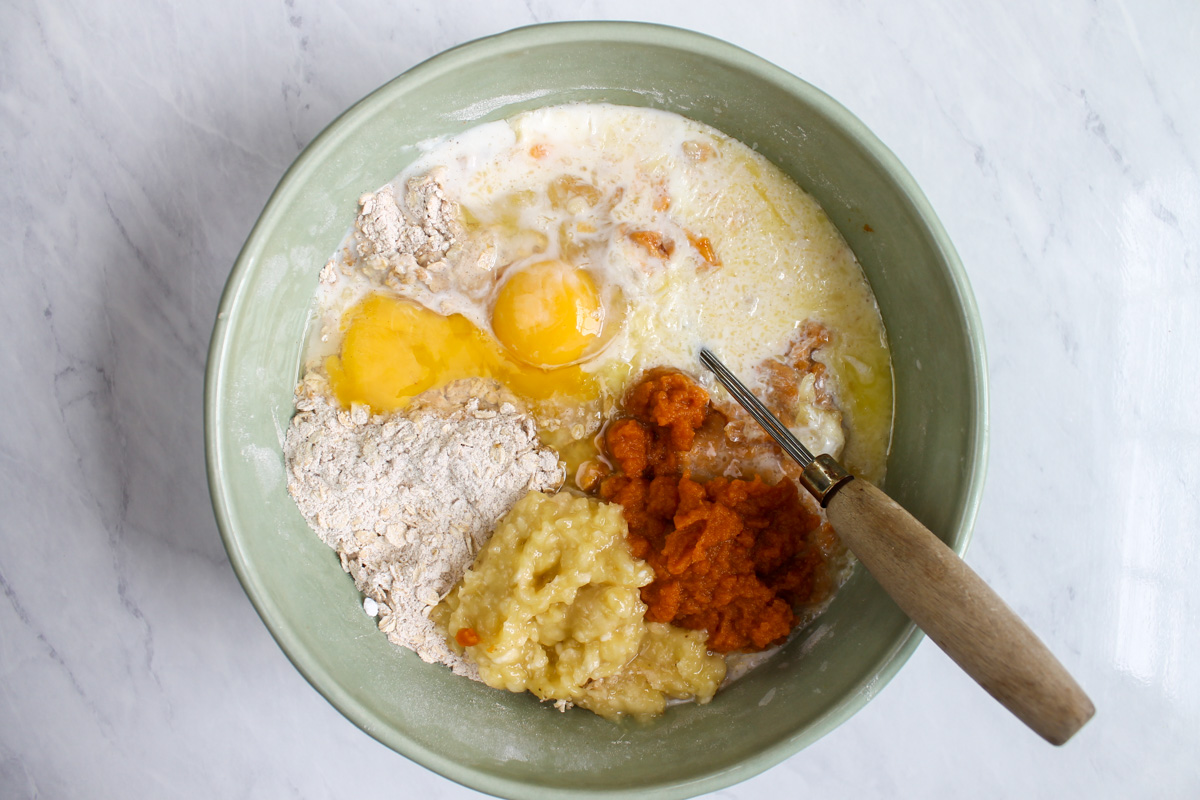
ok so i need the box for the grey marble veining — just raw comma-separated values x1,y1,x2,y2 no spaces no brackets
2,0,1198,797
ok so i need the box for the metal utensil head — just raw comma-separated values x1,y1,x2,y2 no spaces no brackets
699,347,851,505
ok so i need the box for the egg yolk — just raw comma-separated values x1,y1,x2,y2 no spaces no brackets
326,293,596,413
491,260,604,368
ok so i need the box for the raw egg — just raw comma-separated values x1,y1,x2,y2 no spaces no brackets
491,259,604,368
326,293,597,413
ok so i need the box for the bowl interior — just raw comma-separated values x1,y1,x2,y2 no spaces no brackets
206,22,986,800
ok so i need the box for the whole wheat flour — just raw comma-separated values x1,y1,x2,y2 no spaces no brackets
283,373,564,679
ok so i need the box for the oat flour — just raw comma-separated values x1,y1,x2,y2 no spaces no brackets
283,375,563,679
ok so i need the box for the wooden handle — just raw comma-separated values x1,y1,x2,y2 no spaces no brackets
824,478,1095,745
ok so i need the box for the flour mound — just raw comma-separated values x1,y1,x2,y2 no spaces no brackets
355,171,458,265
349,171,498,319
283,377,564,679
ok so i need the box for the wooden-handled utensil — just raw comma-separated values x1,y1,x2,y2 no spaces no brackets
699,348,1094,745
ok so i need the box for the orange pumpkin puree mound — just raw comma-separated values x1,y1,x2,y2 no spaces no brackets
598,371,835,653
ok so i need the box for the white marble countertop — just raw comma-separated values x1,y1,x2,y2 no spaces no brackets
3,1,1198,797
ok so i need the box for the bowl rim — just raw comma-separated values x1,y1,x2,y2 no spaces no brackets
206,19,989,800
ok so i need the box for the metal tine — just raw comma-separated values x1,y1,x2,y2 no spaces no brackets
698,348,816,468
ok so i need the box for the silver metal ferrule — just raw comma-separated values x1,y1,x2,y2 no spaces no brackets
699,347,855,506
800,453,854,507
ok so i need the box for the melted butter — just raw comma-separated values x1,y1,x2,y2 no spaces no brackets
538,428,601,485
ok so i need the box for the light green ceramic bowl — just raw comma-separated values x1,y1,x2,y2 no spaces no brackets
206,21,987,800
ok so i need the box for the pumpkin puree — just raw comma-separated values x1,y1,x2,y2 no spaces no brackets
598,372,838,653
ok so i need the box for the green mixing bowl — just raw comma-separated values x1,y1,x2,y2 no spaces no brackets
206,21,987,800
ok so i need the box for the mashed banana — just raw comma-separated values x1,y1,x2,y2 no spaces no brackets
573,622,725,720
433,491,724,719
